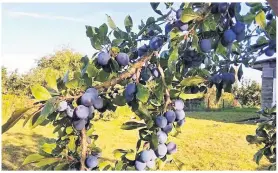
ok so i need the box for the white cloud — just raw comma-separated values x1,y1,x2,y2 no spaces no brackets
6,11,89,23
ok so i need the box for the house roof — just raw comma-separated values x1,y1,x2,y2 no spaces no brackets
252,57,276,71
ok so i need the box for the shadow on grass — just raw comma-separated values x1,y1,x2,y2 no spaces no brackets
2,133,55,171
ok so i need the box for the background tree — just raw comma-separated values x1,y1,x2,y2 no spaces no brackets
232,78,261,107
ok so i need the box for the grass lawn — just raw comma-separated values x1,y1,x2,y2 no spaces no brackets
2,109,269,171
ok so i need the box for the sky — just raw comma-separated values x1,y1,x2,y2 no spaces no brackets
1,2,266,83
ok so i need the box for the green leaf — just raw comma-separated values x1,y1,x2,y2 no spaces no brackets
121,121,146,130
180,76,205,87
179,93,204,100
146,17,155,25
87,63,99,78
150,3,163,15
42,143,57,154
90,35,102,50
242,12,256,24
36,158,59,167
99,161,111,171
106,15,117,30
65,78,80,89
22,154,45,165
253,148,265,165
216,41,227,56
99,23,108,37
168,47,179,73
113,150,124,160
32,97,59,128
114,161,125,170
54,163,68,170
124,15,133,32
68,135,76,152
112,39,124,47
256,36,268,45
136,84,150,103
181,8,202,23
265,20,276,39
45,69,58,91
202,15,217,31
31,84,52,101
237,64,243,81
65,126,73,134
192,34,200,51
63,70,69,83
255,10,266,29
151,132,159,149
2,107,32,134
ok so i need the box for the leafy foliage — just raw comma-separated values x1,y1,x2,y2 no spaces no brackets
246,105,276,170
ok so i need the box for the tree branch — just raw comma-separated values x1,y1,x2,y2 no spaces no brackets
157,65,171,112
64,52,154,100
80,128,88,170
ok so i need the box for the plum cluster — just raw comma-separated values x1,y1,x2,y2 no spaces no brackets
180,49,205,68
210,72,235,84
57,87,104,131
264,39,276,57
97,51,130,67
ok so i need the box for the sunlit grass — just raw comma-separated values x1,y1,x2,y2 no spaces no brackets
2,110,269,170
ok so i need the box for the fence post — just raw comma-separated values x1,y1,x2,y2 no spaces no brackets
222,99,224,109
207,98,210,111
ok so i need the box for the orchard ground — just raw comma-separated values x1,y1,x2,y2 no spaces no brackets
2,107,270,171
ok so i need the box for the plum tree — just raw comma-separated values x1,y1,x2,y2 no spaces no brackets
85,155,99,169
218,3,228,13
223,29,236,43
265,47,275,57
73,119,87,130
176,9,182,19
174,100,184,110
162,124,173,134
146,160,155,169
66,106,74,117
74,105,90,119
149,37,163,50
231,22,245,35
156,144,167,158
5,2,275,171
177,118,185,127
151,68,160,78
157,130,168,144
140,150,152,163
135,160,146,171
164,110,176,123
175,110,185,121
97,52,111,66
167,142,177,154
81,93,94,107
137,44,149,57
58,101,68,111
266,13,273,20
200,39,211,53
155,116,167,128
165,22,173,34
92,97,104,110
116,53,130,66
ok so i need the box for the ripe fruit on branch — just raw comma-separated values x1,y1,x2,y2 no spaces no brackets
85,155,99,169
200,39,212,53
149,37,163,51
116,53,129,66
223,29,236,43
97,52,111,66
155,116,168,128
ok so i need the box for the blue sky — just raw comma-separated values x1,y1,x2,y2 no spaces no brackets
1,2,264,83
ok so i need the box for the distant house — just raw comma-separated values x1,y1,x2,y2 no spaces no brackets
252,57,276,108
